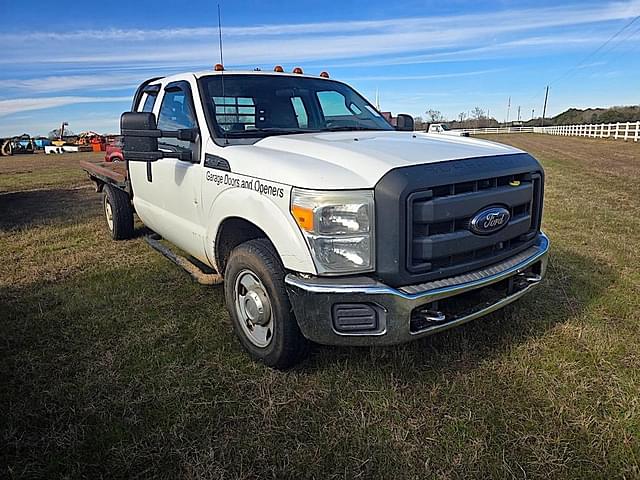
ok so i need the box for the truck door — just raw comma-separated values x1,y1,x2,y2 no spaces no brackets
132,81,206,261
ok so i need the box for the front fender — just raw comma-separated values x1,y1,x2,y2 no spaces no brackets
205,187,316,275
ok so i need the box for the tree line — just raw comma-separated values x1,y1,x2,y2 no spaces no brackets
414,105,640,130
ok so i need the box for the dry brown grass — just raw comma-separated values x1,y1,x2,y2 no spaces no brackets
0,151,96,193
1,138,639,479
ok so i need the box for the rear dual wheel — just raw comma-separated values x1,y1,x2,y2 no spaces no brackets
103,184,134,240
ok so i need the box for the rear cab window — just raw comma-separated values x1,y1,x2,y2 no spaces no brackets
141,92,157,112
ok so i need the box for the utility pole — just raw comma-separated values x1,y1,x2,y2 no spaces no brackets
517,106,521,122
541,86,549,127
506,96,511,124
531,108,535,121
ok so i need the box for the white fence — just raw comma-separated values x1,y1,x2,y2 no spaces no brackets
534,122,640,141
461,122,640,142
460,127,535,135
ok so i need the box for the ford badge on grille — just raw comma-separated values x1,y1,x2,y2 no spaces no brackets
469,207,510,235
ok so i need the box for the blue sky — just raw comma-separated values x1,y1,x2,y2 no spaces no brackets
0,0,639,136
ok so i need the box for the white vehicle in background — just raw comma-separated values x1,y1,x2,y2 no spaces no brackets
83,65,548,369
427,123,469,136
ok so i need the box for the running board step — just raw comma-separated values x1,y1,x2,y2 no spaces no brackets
145,234,223,285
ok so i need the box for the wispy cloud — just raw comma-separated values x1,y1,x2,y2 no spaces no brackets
0,96,130,117
1,2,638,68
0,1,638,135
2,1,638,43
345,69,504,82
0,74,142,94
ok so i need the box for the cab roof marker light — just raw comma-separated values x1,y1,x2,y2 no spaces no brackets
319,71,330,78
274,65,284,72
214,63,224,71
292,67,304,74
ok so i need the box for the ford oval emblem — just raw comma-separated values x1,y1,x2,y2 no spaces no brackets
469,207,510,235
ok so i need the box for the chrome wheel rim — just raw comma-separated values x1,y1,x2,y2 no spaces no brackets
104,197,114,231
234,269,273,348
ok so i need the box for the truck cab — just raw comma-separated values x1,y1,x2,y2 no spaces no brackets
88,67,548,368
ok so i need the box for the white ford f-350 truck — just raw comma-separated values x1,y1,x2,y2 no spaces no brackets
83,67,549,368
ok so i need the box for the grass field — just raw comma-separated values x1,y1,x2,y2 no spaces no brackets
1,135,639,479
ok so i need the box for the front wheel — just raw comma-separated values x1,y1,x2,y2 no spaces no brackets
224,238,308,369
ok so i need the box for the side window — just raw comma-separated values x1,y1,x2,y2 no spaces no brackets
157,86,198,152
290,97,308,128
141,92,157,113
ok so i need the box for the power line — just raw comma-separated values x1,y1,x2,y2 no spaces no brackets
581,22,640,73
548,15,640,87
520,15,640,111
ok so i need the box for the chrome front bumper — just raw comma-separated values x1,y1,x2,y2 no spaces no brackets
285,233,549,346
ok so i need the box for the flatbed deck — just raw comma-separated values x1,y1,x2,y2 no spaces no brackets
80,159,128,190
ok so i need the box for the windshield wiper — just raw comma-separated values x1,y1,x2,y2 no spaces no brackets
223,127,320,137
322,126,386,132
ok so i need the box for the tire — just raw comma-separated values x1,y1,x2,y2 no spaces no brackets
1,140,12,156
224,238,308,369
103,184,134,240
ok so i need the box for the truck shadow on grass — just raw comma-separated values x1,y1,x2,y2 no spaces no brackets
0,187,99,231
305,245,617,374
0,186,152,239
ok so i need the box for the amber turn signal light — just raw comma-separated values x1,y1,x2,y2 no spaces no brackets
291,205,313,231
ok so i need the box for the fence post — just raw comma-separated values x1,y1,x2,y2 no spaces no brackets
636,122,640,142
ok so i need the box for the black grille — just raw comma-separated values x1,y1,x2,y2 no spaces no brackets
374,153,545,287
407,172,542,278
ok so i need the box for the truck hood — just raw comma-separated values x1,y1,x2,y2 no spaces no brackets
234,131,523,189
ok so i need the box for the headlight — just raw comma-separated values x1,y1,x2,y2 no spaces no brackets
291,188,374,274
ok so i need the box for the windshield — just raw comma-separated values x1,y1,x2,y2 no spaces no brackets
199,74,392,138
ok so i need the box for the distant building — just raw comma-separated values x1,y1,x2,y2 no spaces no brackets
381,112,397,127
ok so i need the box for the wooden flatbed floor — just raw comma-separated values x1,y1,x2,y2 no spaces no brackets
80,159,128,190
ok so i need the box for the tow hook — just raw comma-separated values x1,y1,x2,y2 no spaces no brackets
414,308,447,324
518,272,542,283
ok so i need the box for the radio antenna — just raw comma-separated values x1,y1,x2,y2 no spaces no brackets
217,4,224,67
217,3,228,144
